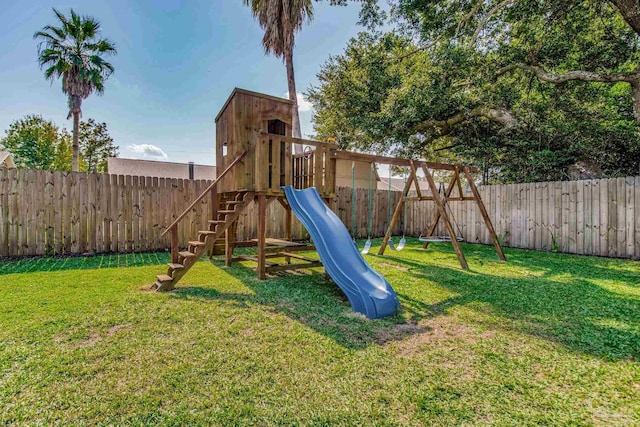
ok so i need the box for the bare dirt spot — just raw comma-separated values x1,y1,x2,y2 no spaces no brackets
379,262,410,271
384,316,495,357
63,324,132,349
106,324,131,336
376,322,429,345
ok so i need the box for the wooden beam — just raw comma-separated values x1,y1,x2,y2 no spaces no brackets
422,164,469,270
238,255,277,266
378,167,415,255
409,160,422,198
463,167,507,261
258,132,335,150
171,227,179,264
207,186,219,257
405,196,476,202
333,151,479,171
279,252,317,262
266,261,323,273
265,244,315,254
224,219,237,266
257,194,267,279
262,131,478,174
422,168,459,249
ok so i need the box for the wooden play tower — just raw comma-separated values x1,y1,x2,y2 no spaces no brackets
151,88,504,291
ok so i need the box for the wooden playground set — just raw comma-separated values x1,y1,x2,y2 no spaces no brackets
151,88,505,292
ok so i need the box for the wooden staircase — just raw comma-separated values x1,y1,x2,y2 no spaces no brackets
152,191,252,291
150,150,249,292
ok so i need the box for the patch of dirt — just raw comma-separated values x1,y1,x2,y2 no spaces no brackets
376,323,429,345
63,324,132,349
383,316,495,357
379,262,409,271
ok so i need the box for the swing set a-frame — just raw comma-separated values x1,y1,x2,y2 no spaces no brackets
377,160,506,270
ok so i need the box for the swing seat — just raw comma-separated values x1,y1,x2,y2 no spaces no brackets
396,236,406,251
387,238,397,250
361,238,372,254
419,235,464,243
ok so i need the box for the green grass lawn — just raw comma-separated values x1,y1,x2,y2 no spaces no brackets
1,239,638,426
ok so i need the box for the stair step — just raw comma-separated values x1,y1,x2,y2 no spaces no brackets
156,274,173,283
218,210,235,214
188,241,206,247
198,230,216,235
167,263,184,270
225,201,243,205
178,251,196,258
208,220,226,224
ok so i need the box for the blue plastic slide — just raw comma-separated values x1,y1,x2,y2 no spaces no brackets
283,186,400,319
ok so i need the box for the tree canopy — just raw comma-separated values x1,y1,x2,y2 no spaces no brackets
79,119,118,173
1,116,118,172
0,115,72,171
310,0,640,182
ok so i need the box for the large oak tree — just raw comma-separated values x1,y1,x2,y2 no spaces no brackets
311,0,640,182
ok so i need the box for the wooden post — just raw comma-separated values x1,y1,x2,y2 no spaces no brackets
422,164,469,270
378,167,415,255
409,161,422,199
171,226,179,264
225,219,237,266
463,167,507,261
422,168,459,249
257,195,267,279
284,197,293,264
207,184,218,257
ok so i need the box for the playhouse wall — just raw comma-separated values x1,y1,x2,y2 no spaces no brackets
215,89,293,193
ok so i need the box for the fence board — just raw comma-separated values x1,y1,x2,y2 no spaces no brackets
625,177,634,258
2,168,640,259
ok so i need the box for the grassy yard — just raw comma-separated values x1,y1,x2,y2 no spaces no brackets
1,239,638,426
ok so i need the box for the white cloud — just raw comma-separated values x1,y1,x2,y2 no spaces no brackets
127,144,168,159
284,92,313,112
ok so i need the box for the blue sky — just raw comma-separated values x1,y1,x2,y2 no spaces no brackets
0,0,366,165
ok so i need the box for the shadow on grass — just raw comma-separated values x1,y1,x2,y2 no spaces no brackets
380,249,640,361
168,257,438,350
169,239,638,359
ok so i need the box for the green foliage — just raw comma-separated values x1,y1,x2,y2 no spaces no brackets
314,0,640,182
0,115,72,170
1,115,118,172
79,119,118,173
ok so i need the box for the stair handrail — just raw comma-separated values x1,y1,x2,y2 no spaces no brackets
160,150,248,237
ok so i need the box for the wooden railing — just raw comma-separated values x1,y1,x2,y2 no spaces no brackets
256,132,336,195
160,150,247,262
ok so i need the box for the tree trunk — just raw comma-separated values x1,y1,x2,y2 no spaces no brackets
285,46,303,154
72,111,80,172
611,0,640,37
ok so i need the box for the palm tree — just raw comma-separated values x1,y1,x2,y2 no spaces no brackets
244,0,313,144
35,9,116,172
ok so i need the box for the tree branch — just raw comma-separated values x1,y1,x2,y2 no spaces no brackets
610,0,640,38
467,0,514,49
412,106,520,135
496,63,639,83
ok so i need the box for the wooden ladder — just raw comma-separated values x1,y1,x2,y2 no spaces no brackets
150,151,248,291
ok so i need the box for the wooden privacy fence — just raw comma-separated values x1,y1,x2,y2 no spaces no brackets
1,168,639,259
341,177,640,259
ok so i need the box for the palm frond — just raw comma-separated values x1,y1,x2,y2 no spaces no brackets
36,8,117,105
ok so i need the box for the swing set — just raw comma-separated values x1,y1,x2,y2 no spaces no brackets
346,152,505,270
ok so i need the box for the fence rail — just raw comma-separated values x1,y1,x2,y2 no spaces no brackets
0,168,639,259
